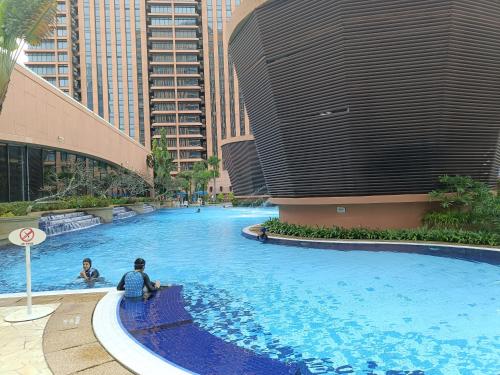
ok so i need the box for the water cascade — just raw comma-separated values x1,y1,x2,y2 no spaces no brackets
142,204,155,214
113,206,137,221
39,212,101,236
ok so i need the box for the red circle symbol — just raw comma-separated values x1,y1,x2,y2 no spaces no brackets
19,228,35,242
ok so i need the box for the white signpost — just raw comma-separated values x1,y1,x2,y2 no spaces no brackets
5,227,55,322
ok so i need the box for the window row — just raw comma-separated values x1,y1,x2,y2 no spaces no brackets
152,78,200,87
150,29,197,38
153,102,201,111
151,53,198,62
150,17,198,26
152,90,199,99
151,41,198,50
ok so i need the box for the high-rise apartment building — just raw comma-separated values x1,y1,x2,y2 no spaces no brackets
25,0,254,194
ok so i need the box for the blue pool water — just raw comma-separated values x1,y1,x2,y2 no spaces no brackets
0,207,499,374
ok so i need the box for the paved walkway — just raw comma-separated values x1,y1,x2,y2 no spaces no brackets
0,293,132,375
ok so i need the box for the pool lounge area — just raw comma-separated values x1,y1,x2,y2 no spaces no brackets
0,207,499,374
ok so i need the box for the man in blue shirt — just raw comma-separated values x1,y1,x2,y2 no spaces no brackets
117,258,160,298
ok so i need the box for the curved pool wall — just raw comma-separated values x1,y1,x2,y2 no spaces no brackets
241,227,500,266
1,207,499,374
113,286,310,375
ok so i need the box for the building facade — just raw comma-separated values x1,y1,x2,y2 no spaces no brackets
228,0,500,228
0,65,151,202
24,0,264,196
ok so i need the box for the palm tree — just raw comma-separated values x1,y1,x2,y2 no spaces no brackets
0,0,57,113
207,155,220,201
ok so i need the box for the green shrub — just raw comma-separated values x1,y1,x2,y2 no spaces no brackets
425,175,500,232
0,201,31,216
263,218,500,247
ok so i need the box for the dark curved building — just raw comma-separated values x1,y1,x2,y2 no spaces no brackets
227,0,500,228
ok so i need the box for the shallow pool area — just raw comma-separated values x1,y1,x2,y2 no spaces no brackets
0,207,499,374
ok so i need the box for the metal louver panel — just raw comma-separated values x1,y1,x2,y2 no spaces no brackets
229,0,500,198
222,140,268,196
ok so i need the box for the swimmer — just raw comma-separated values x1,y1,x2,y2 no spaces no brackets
79,258,100,281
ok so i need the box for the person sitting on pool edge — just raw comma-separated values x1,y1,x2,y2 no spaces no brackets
79,258,100,281
117,258,160,298
257,227,268,242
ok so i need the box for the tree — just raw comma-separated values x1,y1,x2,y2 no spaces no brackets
177,170,193,201
192,161,211,194
0,0,57,113
150,128,175,198
207,155,220,201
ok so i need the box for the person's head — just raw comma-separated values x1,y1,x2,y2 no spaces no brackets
134,258,146,271
261,227,267,233
82,258,92,271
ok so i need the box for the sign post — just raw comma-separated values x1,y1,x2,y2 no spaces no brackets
6,227,54,322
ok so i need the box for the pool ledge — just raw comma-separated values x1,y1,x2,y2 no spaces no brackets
242,225,500,265
93,291,192,375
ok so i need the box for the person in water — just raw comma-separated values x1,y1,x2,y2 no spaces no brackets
79,258,100,281
117,258,160,298
257,227,268,242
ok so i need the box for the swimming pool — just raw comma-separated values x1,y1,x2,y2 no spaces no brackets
1,207,499,374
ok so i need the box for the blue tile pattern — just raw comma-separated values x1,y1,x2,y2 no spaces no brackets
119,286,311,375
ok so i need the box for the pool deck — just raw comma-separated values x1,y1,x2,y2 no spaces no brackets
0,291,132,375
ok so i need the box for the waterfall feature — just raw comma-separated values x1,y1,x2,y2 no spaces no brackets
113,206,137,221
39,212,101,236
142,204,155,214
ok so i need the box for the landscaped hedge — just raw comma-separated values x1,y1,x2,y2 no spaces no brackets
0,195,153,217
263,218,500,247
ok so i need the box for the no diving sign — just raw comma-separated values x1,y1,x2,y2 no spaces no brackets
9,227,46,246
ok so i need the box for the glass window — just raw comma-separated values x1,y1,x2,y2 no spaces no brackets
151,53,173,62
152,66,174,74
57,2,66,12
29,40,55,50
174,17,197,26
150,5,171,13
177,90,199,98
58,65,68,74
29,65,56,75
176,66,198,74
58,52,68,61
175,41,198,50
178,103,199,111
177,77,198,86
175,30,197,38
57,28,67,37
151,42,173,50
153,103,176,111
152,78,174,87
151,29,172,38
150,17,172,26
57,40,67,49
154,114,176,123
174,6,196,14
57,15,66,24
176,53,197,62
179,115,200,123
59,77,69,87
27,52,55,62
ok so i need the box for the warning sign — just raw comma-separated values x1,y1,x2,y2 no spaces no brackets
9,227,46,247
